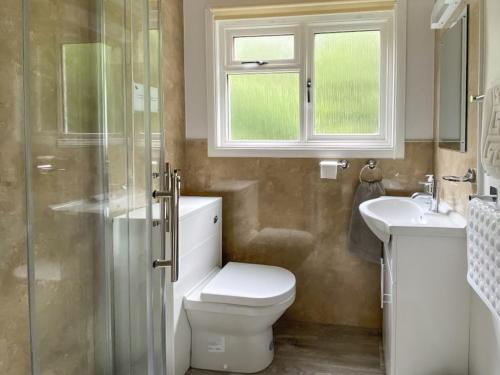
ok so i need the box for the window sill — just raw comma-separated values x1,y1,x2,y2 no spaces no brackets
208,143,405,159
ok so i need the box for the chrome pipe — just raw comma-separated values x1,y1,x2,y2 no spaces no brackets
442,168,476,183
380,258,384,310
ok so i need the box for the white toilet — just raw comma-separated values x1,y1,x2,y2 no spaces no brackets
184,261,296,373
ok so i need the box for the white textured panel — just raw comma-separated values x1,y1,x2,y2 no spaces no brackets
472,1,500,373
467,198,500,321
481,84,500,179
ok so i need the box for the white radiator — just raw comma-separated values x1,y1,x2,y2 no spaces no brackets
467,198,500,321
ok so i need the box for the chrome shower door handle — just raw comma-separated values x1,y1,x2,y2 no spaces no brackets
152,186,172,272
170,170,181,282
152,166,181,283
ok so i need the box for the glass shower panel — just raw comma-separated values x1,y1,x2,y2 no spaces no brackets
23,0,165,373
24,1,109,373
111,0,165,374
148,1,166,373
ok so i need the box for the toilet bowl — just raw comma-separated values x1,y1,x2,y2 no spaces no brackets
184,262,296,373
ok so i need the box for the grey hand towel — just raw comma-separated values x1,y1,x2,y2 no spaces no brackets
348,181,385,263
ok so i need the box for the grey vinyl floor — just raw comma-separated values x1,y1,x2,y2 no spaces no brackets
186,320,385,375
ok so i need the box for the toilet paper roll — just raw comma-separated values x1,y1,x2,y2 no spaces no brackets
319,161,339,179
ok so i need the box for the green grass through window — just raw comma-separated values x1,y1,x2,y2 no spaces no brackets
229,73,300,141
314,31,380,135
228,30,380,141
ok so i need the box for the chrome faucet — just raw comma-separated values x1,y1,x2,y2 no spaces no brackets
412,174,439,213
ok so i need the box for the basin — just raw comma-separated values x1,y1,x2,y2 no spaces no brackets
359,196,466,243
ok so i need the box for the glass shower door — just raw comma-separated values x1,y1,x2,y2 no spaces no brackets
22,0,168,373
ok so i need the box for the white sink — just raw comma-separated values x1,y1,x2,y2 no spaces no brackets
359,196,466,243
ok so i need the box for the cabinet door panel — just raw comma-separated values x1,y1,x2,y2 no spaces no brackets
382,253,395,375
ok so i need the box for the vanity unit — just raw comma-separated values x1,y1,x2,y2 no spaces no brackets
360,197,470,375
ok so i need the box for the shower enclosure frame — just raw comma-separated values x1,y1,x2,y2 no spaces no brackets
21,0,171,373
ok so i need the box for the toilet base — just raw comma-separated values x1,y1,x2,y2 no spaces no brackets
191,328,274,373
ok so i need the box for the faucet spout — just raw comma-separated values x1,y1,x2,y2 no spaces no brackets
431,180,440,213
411,192,431,199
412,174,439,213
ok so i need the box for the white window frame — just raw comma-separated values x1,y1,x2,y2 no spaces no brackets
221,24,303,146
206,3,407,158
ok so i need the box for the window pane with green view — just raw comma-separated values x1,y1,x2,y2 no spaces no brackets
228,73,300,141
233,35,294,61
314,31,380,135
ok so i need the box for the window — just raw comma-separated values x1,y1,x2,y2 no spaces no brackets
313,31,380,136
208,7,406,158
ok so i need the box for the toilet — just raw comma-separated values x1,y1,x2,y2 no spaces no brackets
184,261,296,373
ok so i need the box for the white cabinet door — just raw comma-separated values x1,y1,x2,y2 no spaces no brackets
382,246,395,375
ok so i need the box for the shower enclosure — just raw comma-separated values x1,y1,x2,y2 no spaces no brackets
22,0,172,373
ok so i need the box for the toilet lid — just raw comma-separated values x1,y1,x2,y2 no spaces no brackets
200,262,296,307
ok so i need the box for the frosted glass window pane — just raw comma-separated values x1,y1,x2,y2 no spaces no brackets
233,35,294,61
314,31,380,135
228,73,300,141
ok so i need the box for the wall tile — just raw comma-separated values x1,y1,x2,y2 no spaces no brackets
0,0,30,373
184,140,434,328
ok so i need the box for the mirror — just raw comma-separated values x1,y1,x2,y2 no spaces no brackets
438,8,468,152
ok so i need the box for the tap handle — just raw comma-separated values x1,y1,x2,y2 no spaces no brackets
419,174,434,184
418,175,436,194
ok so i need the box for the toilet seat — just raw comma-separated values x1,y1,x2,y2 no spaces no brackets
201,262,296,307
184,262,296,315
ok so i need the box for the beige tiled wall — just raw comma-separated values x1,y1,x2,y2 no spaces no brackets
0,1,31,374
163,0,186,172
0,2,30,374
184,140,434,328
178,0,437,331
